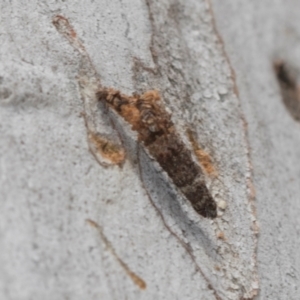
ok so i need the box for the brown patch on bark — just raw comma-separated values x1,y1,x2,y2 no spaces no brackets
214,265,221,271
52,15,85,52
97,88,217,218
216,231,226,240
186,129,217,177
88,132,126,165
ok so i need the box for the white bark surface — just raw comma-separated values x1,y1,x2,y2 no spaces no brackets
211,1,300,299
0,0,299,299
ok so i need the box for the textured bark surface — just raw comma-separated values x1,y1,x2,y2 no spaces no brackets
0,1,299,300
211,1,300,299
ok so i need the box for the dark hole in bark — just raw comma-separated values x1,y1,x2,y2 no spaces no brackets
274,60,300,121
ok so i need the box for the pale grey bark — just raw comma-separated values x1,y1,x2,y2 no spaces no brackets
0,1,299,300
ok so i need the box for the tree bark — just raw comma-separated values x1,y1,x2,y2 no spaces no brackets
0,0,299,299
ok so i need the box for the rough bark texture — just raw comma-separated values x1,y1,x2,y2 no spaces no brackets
0,0,299,299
